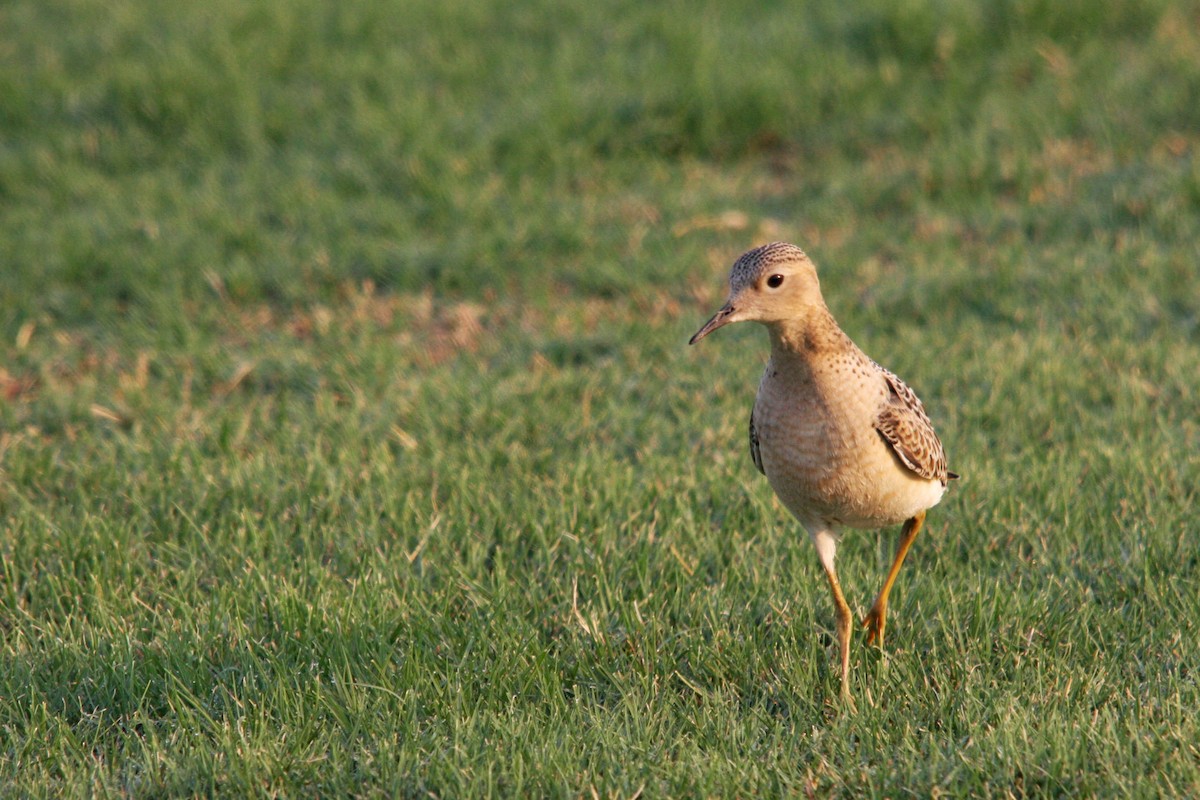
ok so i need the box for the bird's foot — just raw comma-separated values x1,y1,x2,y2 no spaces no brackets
861,605,886,648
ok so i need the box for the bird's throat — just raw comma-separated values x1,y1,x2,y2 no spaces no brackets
768,306,851,359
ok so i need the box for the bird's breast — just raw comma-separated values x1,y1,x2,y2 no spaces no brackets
752,356,944,529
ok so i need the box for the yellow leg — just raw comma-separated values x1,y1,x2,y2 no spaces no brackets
862,510,926,648
822,565,854,701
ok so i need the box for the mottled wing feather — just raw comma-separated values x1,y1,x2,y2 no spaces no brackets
873,366,954,485
749,410,765,475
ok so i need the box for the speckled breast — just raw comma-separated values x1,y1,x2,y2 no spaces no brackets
752,358,945,531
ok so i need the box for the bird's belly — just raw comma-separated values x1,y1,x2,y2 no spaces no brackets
758,416,944,530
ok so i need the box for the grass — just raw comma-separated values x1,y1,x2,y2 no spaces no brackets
2,0,1200,795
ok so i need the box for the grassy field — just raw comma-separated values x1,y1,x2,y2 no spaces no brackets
3,0,1200,795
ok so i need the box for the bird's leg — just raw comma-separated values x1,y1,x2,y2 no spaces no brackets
811,528,855,704
862,510,926,647
823,566,854,701
825,568,854,700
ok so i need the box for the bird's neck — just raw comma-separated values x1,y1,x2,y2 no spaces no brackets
767,305,853,362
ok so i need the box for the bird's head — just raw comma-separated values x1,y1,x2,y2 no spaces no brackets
689,242,824,344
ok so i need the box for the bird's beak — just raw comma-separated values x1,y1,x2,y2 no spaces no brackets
689,301,737,344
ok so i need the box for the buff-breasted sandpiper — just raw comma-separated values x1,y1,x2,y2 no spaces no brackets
690,242,958,702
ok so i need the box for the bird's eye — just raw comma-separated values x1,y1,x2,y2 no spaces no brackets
766,274,784,289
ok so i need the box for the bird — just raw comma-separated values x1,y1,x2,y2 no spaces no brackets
689,241,957,702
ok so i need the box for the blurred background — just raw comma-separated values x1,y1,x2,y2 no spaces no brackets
5,0,1198,320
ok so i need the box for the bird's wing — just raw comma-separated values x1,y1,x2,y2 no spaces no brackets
749,409,765,475
873,366,956,485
